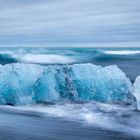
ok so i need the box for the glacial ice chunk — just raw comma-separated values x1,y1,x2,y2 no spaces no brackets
0,64,43,105
0,63,136,108
34,66,60,103
34,64,136,108
69,64,135,106
134,76,140,110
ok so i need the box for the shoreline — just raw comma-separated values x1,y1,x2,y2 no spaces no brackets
0,106,138,140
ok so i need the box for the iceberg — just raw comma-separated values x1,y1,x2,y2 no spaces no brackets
34,63,136,108
68,64,135,104
34,66,60,103
0,64,43,105
134,76,140,110
0,63,136,108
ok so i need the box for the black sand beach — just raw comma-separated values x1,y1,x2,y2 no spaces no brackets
0,106,138,140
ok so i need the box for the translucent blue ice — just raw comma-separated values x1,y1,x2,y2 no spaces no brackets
0,63,136,108
0,64,43,105
134,76,140,110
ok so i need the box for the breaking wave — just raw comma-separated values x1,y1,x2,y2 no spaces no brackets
0,52,76,64
18,54,76,64
104,50,140,55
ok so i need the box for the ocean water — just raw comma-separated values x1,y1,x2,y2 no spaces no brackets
0,47,140,140
0,47,139,81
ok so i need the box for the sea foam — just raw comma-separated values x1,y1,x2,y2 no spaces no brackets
104,50,140,55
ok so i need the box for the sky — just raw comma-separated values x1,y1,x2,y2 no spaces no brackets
0,0,140,47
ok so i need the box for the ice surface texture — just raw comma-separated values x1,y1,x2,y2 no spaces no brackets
0,63,136,108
